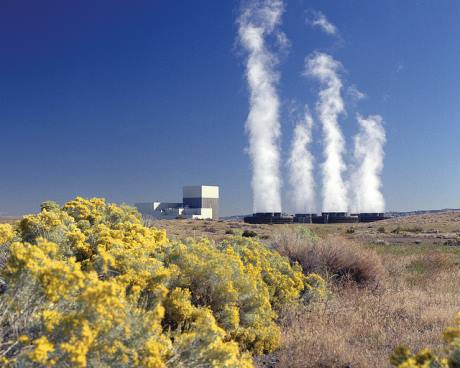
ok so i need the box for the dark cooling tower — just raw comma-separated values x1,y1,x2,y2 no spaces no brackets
322,212,359,224
358,213,387,222
242,211,389,225
244,212,294,224
293,213,321,223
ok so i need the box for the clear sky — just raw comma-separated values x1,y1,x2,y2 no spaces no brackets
1,0,460,216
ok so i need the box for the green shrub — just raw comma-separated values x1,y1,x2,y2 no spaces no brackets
242,230,258,238
297,227,319,241
444,239,460,247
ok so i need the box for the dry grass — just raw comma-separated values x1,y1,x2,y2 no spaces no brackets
276,285,458,367
143,218,275,242
0,217,20,225
268,239,460,368
273,228,384,287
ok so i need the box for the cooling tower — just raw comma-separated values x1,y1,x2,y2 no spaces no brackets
357,213,387,222
293,213,321,223
244,212,294,224
321,212,359,224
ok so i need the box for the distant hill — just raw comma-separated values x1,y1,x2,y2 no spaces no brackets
0,216,21,224
385,209,460,218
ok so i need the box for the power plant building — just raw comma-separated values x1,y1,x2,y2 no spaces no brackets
183,185,219,220
135,185,219,220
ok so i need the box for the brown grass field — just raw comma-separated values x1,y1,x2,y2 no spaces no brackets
2,211,460,367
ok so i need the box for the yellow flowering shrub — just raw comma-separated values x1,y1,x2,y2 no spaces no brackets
7,239,171,367
218,237,305,311
0,223,14,246
0,197,324,367
164,239,280,354
391,312,460,368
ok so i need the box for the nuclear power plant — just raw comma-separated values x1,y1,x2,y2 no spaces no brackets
244,212,388,224
134,184,388,224
135,185,219,220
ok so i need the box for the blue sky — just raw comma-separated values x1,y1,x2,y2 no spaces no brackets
1,0,460,216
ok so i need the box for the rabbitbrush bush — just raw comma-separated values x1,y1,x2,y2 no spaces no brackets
0,197,322,367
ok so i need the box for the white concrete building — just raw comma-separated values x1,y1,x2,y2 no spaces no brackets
135,185,219,220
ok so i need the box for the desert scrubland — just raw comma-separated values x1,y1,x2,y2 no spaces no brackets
1,203,460,367
148,213,460,367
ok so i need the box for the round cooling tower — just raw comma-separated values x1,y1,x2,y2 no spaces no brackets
244,213,293,224
321,212,359,224
293,213,320,223
358,213,386,222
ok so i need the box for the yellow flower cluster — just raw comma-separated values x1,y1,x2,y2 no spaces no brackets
0,223,14,245
219,237,305,311
62,197,107,224
0,197,326,367
29,336,55,366
164,239,280,354
391,312,460,368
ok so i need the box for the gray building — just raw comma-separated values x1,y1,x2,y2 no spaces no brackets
183,185,219,220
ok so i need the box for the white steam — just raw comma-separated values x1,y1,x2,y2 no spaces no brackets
351,114,386,212
309,10,337,35
238,0,284,212
305,52,348,212
288,107,316,213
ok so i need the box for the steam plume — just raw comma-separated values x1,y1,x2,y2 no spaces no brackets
238,0,284,212
288,107,315,213
351,114,386,212
305,52,348,212
309,10,337,35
